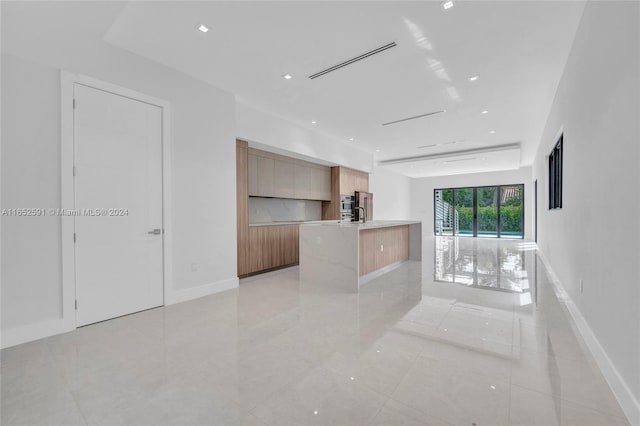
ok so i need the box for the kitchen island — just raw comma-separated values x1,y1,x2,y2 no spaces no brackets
299,220,422,292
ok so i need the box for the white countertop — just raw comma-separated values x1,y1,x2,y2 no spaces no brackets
300,220,421,230
249,220,340,227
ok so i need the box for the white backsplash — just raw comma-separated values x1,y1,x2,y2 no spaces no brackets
249,197,323,223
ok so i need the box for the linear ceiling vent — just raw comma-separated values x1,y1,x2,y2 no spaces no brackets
308,42,397,79
381,110,445,127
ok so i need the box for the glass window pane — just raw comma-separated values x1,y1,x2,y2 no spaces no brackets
477,187,498,238
500,185,524,238
454,188,473,236
434,189,454,236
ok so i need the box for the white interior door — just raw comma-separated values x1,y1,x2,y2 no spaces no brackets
74,83,163,326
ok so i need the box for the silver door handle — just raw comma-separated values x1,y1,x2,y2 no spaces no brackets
148,229,162,235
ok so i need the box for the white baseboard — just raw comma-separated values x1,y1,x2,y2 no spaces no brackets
537,249,640,426
165,276,239,305
1,278,239,350
1,317,75,349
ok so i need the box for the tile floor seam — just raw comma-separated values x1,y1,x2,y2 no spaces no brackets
509,382,630,422
44,339,90,426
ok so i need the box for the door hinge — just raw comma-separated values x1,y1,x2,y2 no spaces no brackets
73,98,76,109
73,233,76,243
75,300,78,310
73,166,76,176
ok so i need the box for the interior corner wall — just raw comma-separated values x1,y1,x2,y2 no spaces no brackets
369,166,412,220
410,167,533,239
236,101,374,173
531,0,640,417
1,32,237,344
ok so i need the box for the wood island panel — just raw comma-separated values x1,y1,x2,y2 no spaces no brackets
359,225,409,276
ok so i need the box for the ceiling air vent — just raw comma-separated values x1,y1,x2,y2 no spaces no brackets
308,42,397,79
381,110,446,127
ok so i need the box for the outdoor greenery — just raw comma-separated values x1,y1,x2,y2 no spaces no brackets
456,206,523,233
438,186,523,234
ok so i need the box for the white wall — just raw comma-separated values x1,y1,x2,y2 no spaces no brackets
236,101,373,173
369,166,412,220
1,2,238,346
410,167,533,239
532,1,639,420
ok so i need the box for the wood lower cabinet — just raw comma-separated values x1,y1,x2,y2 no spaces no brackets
359,225,409,276
247,224,299,275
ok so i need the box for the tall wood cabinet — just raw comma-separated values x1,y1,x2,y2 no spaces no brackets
322,166,370,220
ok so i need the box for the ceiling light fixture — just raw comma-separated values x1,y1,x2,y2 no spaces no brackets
481,110,489,114
349,137,354,141
442,0,454,10
283,74,293,80
197,24,209,33
311,120,317,124
489,130,496,134
468,75,479,82
376,149,381,152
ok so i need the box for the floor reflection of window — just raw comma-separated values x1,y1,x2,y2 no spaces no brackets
434,237,531,295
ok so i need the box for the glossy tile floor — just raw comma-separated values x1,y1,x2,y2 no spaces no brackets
1,237,630,426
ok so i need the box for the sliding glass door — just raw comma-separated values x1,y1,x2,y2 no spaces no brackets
434,184,524,239
434,189,454,236
500,185,524,238
477,186,498,238
454,188,473,236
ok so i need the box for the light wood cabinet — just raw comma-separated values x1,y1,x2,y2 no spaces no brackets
248,153,275,197
359,225,409,276
322,166,370,220
247,148,330,201
293,163,311,199
247,224,299,274
237,140,250,276
339,167,369,195
274,159,295,198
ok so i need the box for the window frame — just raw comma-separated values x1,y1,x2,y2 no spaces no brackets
548,135,563,210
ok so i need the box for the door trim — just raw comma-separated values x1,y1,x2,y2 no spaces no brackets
60,71,173,328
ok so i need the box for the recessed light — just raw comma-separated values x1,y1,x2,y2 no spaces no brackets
375,149,381,152
489,130,496,134
442,0,454,10
481,110,489,114
311,120,317,124
349,137,354,141
313,411,319,415
197,24,209,33
283,74,293,80
468,75,479,82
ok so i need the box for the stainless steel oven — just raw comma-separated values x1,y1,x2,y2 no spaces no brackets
340,194,354,222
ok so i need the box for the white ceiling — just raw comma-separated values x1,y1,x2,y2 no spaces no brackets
3,1,586,178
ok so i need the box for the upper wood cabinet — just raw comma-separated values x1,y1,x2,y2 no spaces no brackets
247,148,331,201
339,167,369,195
322,166,370,220
274,159,295,198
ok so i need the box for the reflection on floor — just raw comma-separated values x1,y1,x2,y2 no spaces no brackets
1,237,630,426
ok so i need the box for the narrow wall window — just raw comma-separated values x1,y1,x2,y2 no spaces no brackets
548,135,563,209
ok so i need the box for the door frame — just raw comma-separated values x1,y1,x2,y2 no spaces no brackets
60,71,173,328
